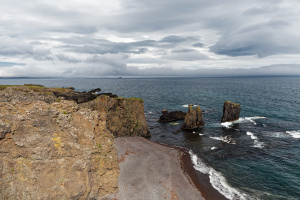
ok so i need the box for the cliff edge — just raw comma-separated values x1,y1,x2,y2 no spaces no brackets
0,85,149,199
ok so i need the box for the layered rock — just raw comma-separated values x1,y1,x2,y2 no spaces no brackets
158,109,186,122
221,101,241,123
0,86,150,199
181,105,205,129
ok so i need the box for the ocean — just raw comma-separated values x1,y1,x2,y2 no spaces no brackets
1,77,300,200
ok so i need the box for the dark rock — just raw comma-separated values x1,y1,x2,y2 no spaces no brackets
53,88,103,104
181,105,205,130
88,88,101,94
100,93,118,98
221,101,241,123
158,109,186,122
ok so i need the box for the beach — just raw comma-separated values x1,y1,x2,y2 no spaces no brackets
102,137,227,200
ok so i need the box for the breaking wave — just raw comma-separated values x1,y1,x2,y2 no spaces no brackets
190,151,248,200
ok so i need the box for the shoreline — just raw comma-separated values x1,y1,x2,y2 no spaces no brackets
102,137,227,200
153,140,228,200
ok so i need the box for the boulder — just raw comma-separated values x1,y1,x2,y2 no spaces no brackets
181,105,205,129
221,101,241,122
158,109,186,122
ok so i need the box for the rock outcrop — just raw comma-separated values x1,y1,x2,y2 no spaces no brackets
221,101,241,122
158,109,186,122
0,86,149,199
84,97,150,138
181,105,205,129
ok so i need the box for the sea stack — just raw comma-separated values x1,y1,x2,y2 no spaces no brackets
221,101,241,122
181,104,205,129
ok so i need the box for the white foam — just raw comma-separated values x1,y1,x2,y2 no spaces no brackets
182,104,198,107
210,136,236,144
199,133,205,136
209,136,223,141
253,140,264,149
211,147,217,150
220,116,266,128
244,116,266,125
246,132,264,148
246,132,258,140
221,122,233,128
190,151,248,200
286,130,300,138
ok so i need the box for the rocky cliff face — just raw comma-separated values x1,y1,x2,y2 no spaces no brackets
84,96,150,138
221,101,241,123
0,86,149,199
181,105,205,129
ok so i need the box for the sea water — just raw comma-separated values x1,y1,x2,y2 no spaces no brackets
1,77,300,200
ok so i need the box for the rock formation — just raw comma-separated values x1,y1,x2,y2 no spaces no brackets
84,97,150,138
158,109,186,122
181,105,205,129
221,101,241,123
0,85,149,199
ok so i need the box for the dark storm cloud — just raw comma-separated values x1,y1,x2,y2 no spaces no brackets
192,43,204,48
210,20,300,57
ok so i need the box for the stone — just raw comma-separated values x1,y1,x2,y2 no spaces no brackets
181,104,205,130
221,101,241,123
158,109,186,122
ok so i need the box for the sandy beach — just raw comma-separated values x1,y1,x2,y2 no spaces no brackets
101,137,227,200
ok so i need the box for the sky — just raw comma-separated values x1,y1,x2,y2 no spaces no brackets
1,0,300,77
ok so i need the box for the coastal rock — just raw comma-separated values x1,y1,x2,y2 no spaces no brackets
221,101,241,123
0,86,150,199
181,105,205,129
158,109,186,122
84,96,150,138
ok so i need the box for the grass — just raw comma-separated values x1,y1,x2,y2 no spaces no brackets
0,85,73,93
115,97,144,102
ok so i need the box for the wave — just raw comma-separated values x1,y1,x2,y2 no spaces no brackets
286,130,300,138
221,122,233,128
246,132,264,148
221,116,266,128
209,136,236,144
190,151,248,200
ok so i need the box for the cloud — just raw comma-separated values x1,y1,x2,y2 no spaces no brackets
210,20,300,57
1,0,300,77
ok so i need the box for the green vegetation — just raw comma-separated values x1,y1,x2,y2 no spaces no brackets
0,85,73,93
56,98,61,103
115,96,143,102
63,111,67,114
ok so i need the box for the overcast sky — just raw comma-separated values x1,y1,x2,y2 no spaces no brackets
1,0,300,77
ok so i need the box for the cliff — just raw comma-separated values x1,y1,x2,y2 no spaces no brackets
0,85,149,199
221,101,241,122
